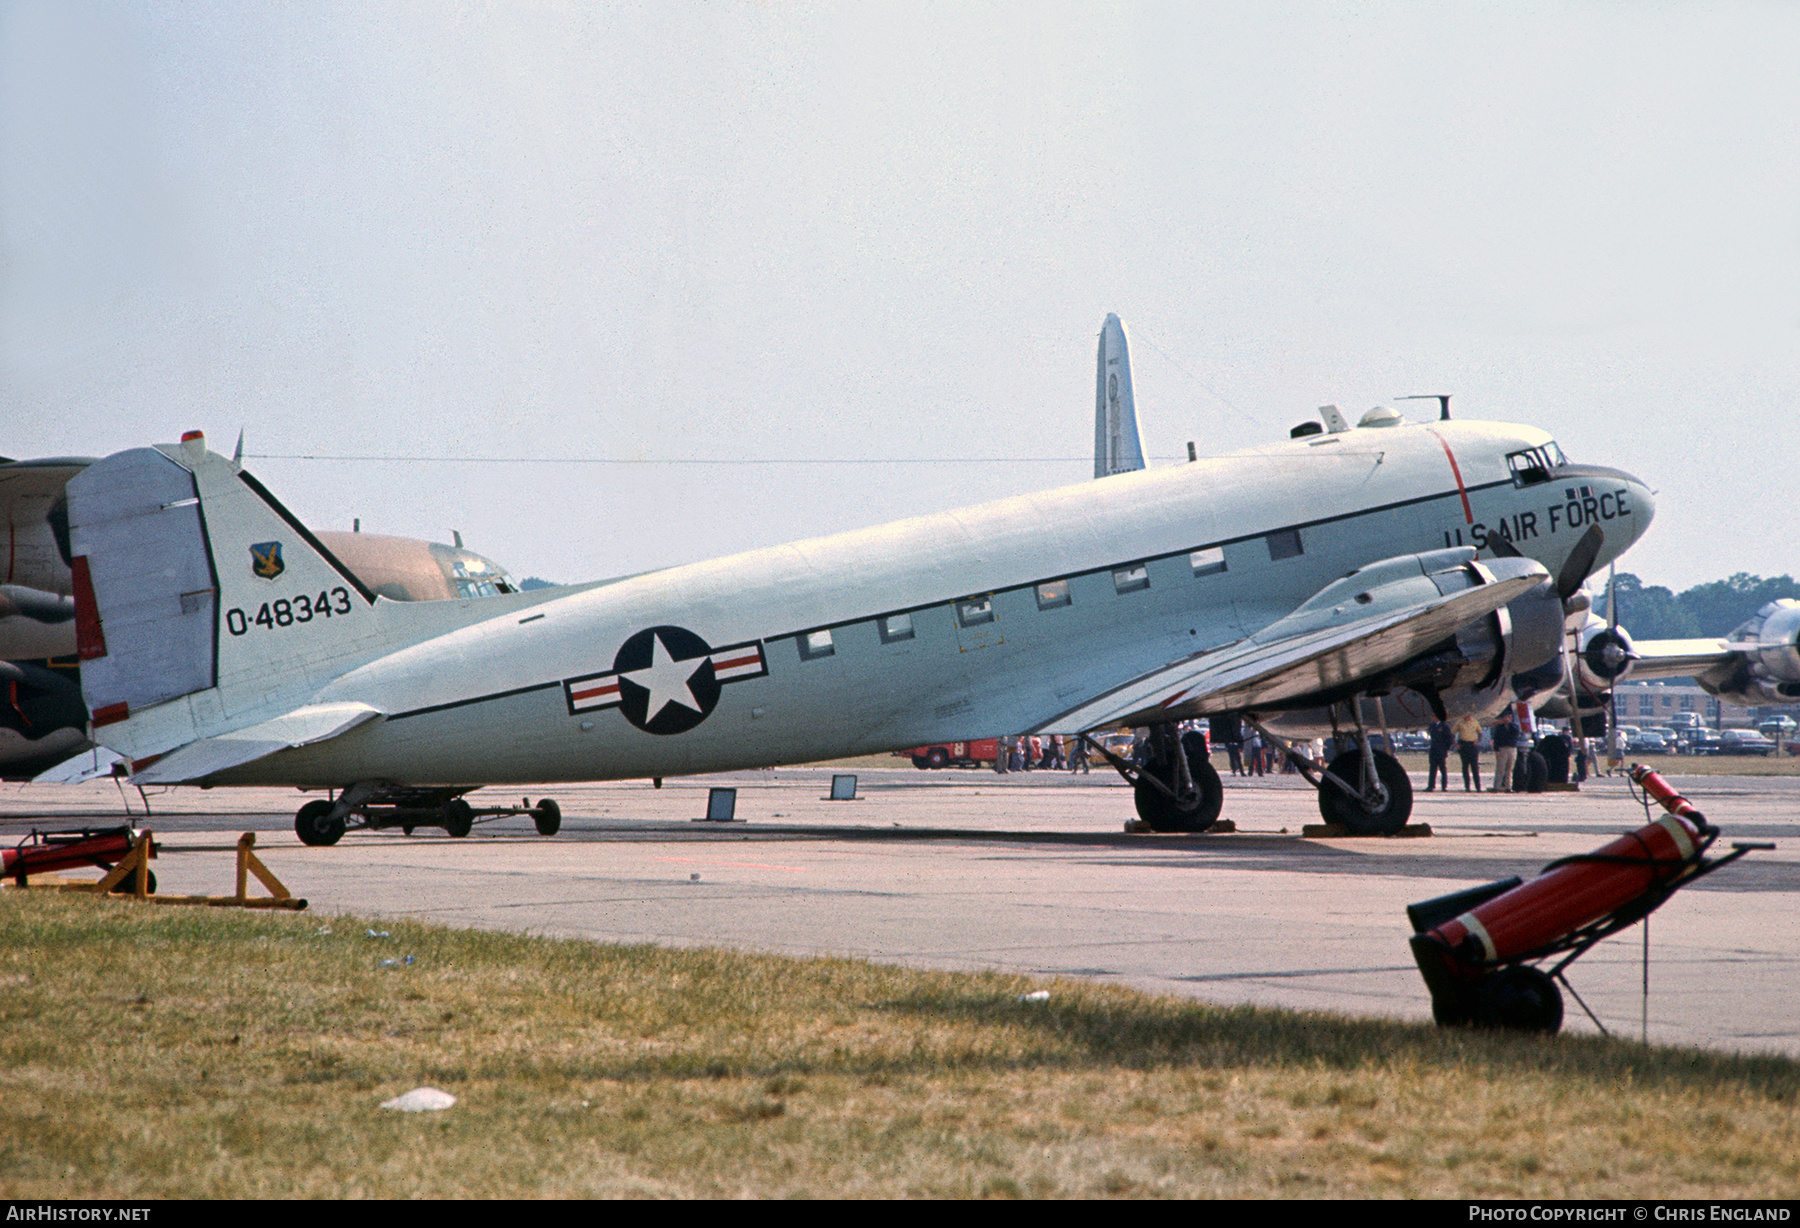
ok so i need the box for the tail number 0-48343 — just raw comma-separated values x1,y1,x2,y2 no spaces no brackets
225,587,354,636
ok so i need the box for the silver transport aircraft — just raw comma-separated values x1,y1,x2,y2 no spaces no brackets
67,336,1731,845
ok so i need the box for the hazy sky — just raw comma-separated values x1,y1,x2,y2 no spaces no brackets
4,2,1795,592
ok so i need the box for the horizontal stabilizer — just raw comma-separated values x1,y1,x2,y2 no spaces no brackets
130,702,383,785
1035,551,1548,732
31,747,124,785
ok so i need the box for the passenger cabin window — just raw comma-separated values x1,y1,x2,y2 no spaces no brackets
798,629,835,661
1112,564,1149,594
1190,547,1226,577
956,597,994,627
878,613,914,643
1267,529,1303,561
1035,579,1071,610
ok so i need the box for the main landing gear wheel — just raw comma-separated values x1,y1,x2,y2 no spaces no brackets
533,798,562,837
1476,965,1564,1033
1133,731,1224,832
1317,749,1413,835
443,798,474,838
295,799,346,847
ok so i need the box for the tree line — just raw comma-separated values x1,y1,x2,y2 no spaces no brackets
1611,573,1800,639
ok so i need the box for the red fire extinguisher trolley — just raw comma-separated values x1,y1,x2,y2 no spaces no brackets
1406,766,1770,1032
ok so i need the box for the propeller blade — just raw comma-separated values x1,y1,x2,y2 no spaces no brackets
1555,524,1604,602
1485,534,1523,559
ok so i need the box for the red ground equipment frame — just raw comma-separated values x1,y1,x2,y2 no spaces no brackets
3,824,156,893
1406,766,1768,1032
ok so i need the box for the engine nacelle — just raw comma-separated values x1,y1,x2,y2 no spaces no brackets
1699,599,1800,707
1574,614,1636,695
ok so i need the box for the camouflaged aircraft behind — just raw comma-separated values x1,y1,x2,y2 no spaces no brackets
1,452,519,781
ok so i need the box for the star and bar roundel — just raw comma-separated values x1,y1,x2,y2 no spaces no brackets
562,625,768,735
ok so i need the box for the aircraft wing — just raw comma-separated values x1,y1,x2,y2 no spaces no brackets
1032,550,1549,733
128,702,384,785
1614,639,1738,682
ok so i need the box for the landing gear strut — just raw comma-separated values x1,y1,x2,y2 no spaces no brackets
1246,699,1414,836
1084,723,1223,832
1315,748,1413,836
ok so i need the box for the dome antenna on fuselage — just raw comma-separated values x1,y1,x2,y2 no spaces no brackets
1398,394,1452,420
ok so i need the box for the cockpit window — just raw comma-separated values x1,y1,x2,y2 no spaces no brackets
451,555,517,599
1506,444,1564,488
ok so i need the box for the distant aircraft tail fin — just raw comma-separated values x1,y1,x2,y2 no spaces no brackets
67,432,399,764
1094,313,1147,478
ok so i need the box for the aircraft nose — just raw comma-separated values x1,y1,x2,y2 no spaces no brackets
1622,471,1655,547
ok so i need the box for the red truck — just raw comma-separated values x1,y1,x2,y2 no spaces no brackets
893,738,1002,769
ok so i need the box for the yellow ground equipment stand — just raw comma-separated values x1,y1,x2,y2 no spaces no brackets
16,830,307,911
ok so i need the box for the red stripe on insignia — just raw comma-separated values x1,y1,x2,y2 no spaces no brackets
713,651,761,671
571,682,620,703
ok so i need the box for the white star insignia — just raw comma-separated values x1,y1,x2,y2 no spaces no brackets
621,631,704,722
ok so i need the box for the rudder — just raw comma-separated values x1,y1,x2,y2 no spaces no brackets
68,432,385,761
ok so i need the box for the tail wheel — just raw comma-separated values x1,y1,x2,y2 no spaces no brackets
1476,965,1564,1033
295,799,345,847
533,798,562,837
1317,749,1413,835
1133,732,1224,832
443,798,474,838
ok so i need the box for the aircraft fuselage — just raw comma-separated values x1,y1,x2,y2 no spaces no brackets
199,418,1650,787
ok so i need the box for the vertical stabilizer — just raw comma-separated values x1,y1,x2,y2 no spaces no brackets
67,433,394,763
1094,313,1146,478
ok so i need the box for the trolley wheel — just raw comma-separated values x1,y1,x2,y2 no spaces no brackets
533,798,562,837
1429,988,1476,1028
443,798,474,838
925,746,950,769
1477,965,1564,1033
1133,732,1224,832
1317,749,1413,835
911,755,931,770
296,799,346,847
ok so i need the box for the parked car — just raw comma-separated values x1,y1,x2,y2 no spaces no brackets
1683,729,1721,755
1712,729,1776,757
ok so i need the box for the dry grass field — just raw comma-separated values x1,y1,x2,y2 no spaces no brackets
1,891,1795,1199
